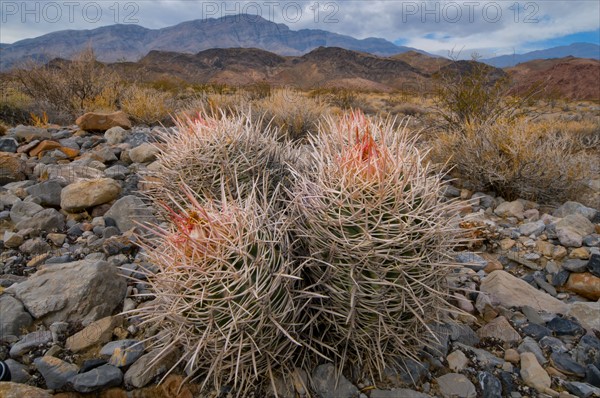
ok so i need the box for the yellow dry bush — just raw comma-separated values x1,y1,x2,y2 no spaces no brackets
253,88,328,141
431,117,591,203
120,85,174,125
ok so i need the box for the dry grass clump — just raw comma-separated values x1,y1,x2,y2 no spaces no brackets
253,89,328,142
131,185,309,393
431,118,591,203
120,85,175,125
291,111,466,381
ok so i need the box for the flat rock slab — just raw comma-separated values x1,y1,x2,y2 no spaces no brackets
6,260,126,326
480,270,569,315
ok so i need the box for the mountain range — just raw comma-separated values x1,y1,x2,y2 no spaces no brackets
0,15,419,71
1,15,598,71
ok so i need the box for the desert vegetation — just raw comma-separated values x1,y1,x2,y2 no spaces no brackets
1,47,599,397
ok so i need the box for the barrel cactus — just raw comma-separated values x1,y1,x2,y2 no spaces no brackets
145,110,296,208
291,111,467,379
131,184,310,395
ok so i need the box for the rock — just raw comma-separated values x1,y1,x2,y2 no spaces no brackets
100,340,144,367
3,231,24,248
564,381,600,398
546,316,585,337
435,373,477,398
555,214,596,248
518,337,547,366
71,364,123,393
478,371,502,398
554,202,598,221
588,254,600,277
447,350,469,372
454,343,504,368
567,302,600,332
0,295,33,338
565,272,600,300
585,365,600,388
76,111,131,131
0,137,18,152
570,247,591,260
556,214,596,236
124,347,178,388
13,125,51,142
29,140,61,157
34,355,79,389
312,363,359,398
480,271,568,314
25,180,63,207
15,208,65,232
9,330,53,357
494,201,524,219
506,251,541,270
537,241,556,258
498,238,516,251
520,352,552,393
477,316,521,343
520,323,551,340
574,335,600,368
540,336,568,355
47,233,66,246
36,163,104,183
557,228,584,247
6,260,127,326
66,315,123,352
4,359,31,383
0,153,26,184
60,178,121,212
370,389,431,398
104,165,128,180
504,349,520,363
104,195,157,233
10,200,43,224
584,234,600,247
104,126,129,145
519,220,546,237
0,382,52,398
550,352,586,377
385,357,430,386
19,237,50,254
129,143,159,164
563,259,590,273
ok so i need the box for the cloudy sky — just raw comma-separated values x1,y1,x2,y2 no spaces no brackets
1,0,599,57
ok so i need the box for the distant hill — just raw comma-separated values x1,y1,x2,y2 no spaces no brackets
0,15,422,71
483,43,600,67
507,56,600,100
110,46,426,91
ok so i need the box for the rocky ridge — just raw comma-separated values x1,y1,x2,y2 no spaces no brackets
0,112,599,397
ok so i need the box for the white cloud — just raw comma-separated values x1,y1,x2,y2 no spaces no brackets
0,0,598,56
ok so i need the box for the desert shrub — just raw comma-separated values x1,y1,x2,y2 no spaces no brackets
120,85,175,125
291,111,467,381
433,57,538,129
390,103,427,117
431,118,590,203
132,185,308,393
11,47,122,121
253,89,328,141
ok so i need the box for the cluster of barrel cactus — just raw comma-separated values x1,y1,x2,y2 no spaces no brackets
134,109,467,396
